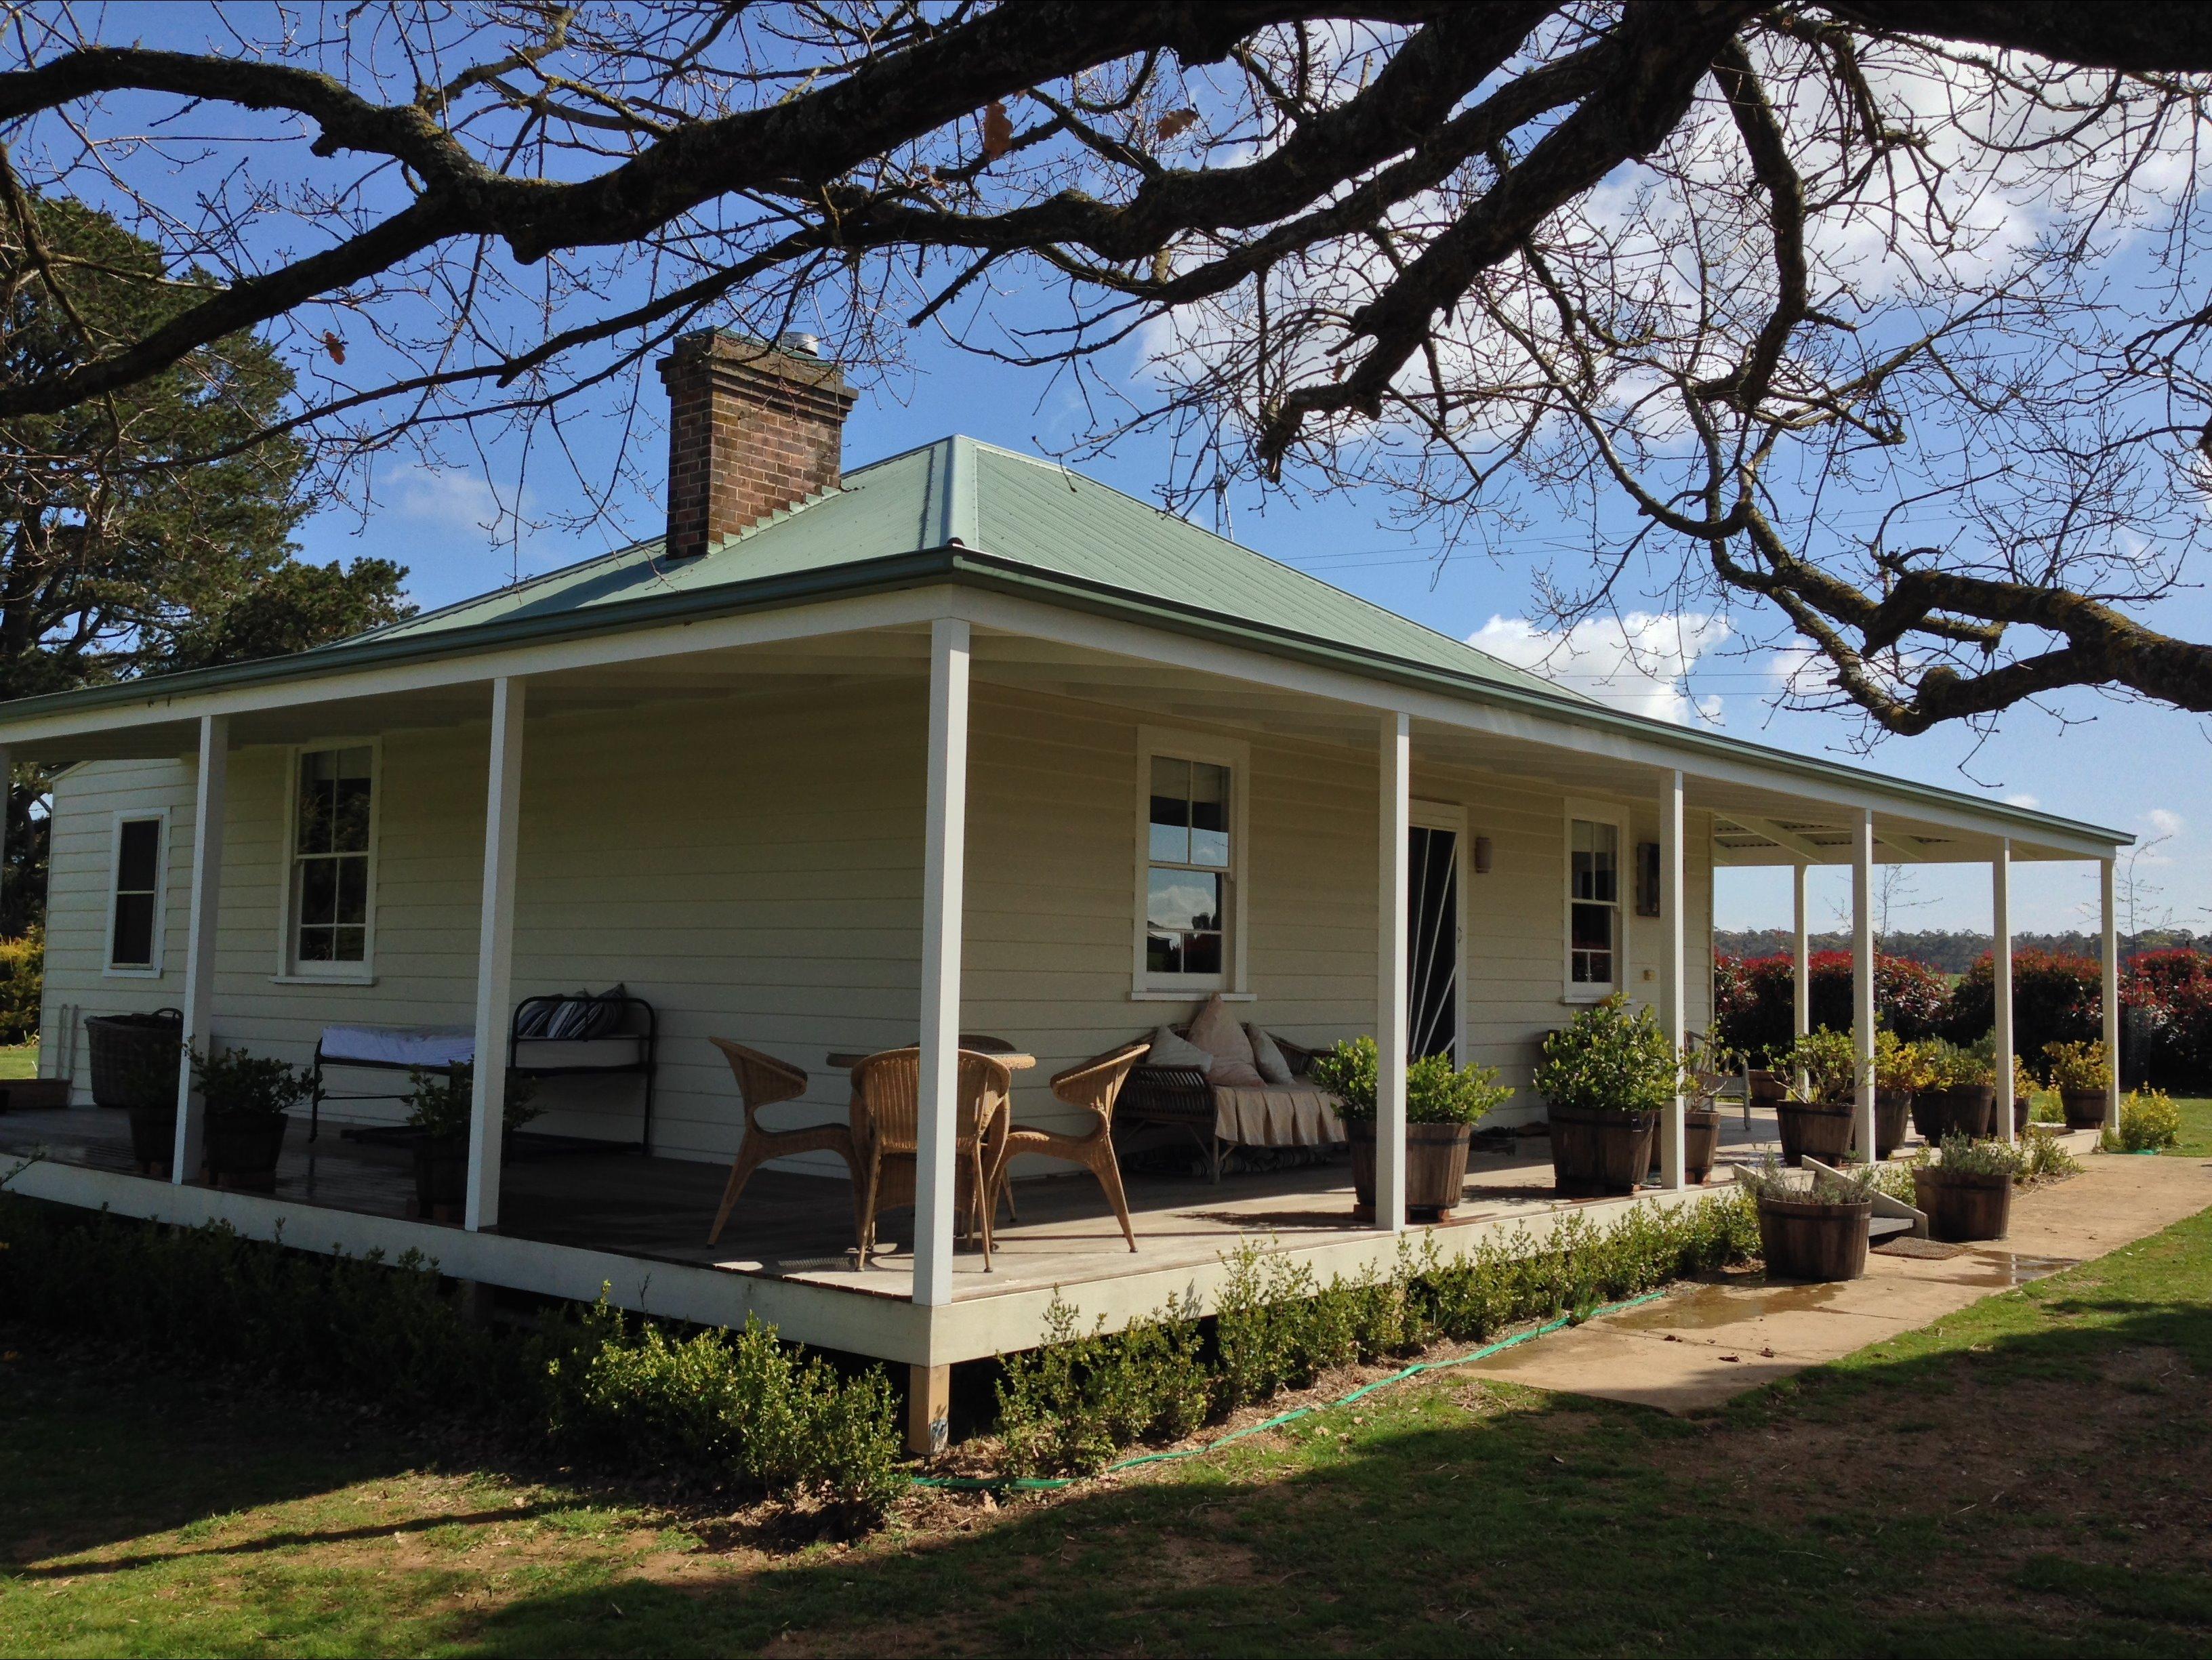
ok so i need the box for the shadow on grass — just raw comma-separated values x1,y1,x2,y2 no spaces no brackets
436,1279,2212,1660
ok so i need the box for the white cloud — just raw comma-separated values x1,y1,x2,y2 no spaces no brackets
1469,612,1729,726
2147,807,2185,839
2005,793,2040,810
386,465,506,526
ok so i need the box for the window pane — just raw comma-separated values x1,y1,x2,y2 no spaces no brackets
336,856,368,924
332,925,367,963
1146,929,1182,975
111,892,155,967
116,818,159,892
300,858,338,928
1149,755,1191,863
1148,869,1221,934
1182,930,1223,976
1188,763,1229,867
331,774,373,853
1571,900,1614,984
298,925,333,962
1570,818,1618,904
298,754,333,854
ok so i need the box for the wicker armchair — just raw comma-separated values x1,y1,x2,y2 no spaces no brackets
1120,1024,1322,1182
991,1041,1147,1251
851,1047,1013,1270
705,1039,860,1247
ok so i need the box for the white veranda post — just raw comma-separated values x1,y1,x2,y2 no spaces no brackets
1792,863,1810,1044
1656,768,1686,1190
914,617,972,1308
1852,810,1876,1163
465,677,526,1232
173,715,228,1181
1993,839,2014,1146
1374,711,1410,1232
2102,858,2121,1129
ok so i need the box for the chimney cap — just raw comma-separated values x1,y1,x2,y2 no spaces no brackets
775,330,822,359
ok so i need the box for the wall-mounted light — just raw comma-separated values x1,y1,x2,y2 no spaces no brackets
1473,834,1494,874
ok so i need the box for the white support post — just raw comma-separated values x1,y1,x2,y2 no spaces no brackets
2102,857,2121,1129
1791,863,1810,1043
172,715,228,1181
1657,769,1687,1189
914,617,971,1308
464,678,526,1232
0,742,11,936
1852,810,1876,1163
1375,711,1411,1232
1993,839,2014,1145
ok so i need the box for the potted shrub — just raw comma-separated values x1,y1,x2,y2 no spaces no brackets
2043,1040,2111,1130
1313,1037,1513,1220
195,1048,313,1192
404,1064,541,1222
1910,1132,2023,1242
1774,1029,1858,1167
1535,996,1679,1196
1738,1154,1877,1281
1913,1038,1996,1142
1872,1031,1931,1161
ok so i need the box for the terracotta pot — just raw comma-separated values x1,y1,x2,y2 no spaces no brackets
1874,1090,1913,1159
203,1113,289,1192
412,1135,470,1222
125,1102,177,1173
1757,1194,1872,1281
1912,1165,2013,1243
1547,1104,1656,1195
1914,1085,1996,1142
1347,1120,1473,1218
1776,1099,1855,1167
1684,1106,1723,1184
2059,1089,2108,1131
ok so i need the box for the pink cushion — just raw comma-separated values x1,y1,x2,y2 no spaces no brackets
1187,994,1256,1069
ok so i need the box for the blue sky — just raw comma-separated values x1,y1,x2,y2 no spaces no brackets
292,329,2209,940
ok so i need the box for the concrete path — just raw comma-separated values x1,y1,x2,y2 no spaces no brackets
1467,1150,2212,1413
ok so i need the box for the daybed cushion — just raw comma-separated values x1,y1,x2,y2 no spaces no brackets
546,983,628,1040
1188,995,1266,1086
319,1024,476,1069
1147,1024,1214,1071
1212,1084,1345,1147
1248,1026,1296,1085
512,1034,648,1071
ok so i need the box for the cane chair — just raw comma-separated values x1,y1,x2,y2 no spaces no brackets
851,1047,1013,1270
705,1039,860,1247
992,1041,1147,1252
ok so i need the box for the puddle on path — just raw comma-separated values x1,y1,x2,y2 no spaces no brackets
1607,1281,1844,1331
1937,1249,2077,1288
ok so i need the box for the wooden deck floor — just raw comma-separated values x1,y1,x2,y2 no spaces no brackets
0,1104,1795,1304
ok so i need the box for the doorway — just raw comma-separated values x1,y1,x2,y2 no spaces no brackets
1408,803,1466,1064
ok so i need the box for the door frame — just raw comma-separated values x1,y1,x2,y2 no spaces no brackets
1408,800,1468,1065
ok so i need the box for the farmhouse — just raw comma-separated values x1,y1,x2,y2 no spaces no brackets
0,331,2129,1451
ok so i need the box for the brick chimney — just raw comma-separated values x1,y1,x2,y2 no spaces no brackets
657,329,856,560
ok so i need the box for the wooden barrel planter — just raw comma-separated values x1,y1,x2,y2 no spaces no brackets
1758,1193,1872,1281
1748,1070,1788,1108
1684,1105,1722,1184
1913,1085,1995,1142
2060,1090,2108,1130
204,1113,290,1192
1874,1090,1913,1160
413,1136,471,1222
1547,1104,1656,1195
1912,1166,2013,1243
125,1102,177,1174
1347,1121,1474,1218
1776,1099,1855,1167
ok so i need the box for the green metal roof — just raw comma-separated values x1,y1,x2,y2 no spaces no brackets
355,436,1581,703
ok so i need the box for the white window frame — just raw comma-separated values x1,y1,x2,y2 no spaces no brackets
1562,797,1628,1003
1132,726,1251,1001
103,808,169,978
273,738,382,986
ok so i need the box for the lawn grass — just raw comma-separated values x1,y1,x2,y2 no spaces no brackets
2167,1094,2212,1157
5,1202,2212,1657
0,1043,39,1081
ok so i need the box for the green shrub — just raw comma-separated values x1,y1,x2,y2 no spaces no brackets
2109,1087,2182,1152
1926,1131,2023,1179
1535,995,1682,1116
2042,1040,2110,1094
192,1047,314,1120
2020,1128,2083,1182
0,928,41,1047
404,1062,541,1138
1779,1029,1858,1104
1312,1037,1515,1125
995,1294,1211,1476
0,1197,901,1524
1921,1036,1996,1089
1735,1151,1879,1203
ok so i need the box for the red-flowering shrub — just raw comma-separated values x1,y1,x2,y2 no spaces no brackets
2123,949,2212,1086
1946,949,2103,1075
1712,950,1949,1063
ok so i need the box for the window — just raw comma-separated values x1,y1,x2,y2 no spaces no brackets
286,744,376,975
1134,732,1247,994
107,814,165,973
1566,812,1621,994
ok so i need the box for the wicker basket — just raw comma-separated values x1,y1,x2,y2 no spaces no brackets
85,1010,183,1110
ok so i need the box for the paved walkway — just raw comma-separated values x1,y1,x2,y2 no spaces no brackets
1467,1148,2212,1412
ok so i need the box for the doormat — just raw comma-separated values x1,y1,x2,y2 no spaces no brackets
1873,1236,1965,1260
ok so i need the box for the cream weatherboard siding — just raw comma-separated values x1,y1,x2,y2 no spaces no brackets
40,678,1717,1161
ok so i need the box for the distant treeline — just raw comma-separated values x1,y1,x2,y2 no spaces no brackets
1713,928,2205,975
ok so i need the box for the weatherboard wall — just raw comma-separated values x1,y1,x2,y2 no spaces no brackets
39,679,1714,1161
